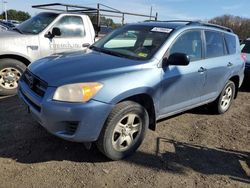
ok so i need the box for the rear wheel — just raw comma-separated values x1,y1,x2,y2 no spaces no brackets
0,58,26,96
97,101,149,160
213,81,235,114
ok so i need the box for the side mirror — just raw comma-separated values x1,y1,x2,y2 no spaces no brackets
52,27,61,37
45,27,61,38
163,53,190,67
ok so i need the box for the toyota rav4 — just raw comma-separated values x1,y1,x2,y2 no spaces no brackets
18,21,245,160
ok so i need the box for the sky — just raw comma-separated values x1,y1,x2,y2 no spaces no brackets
1,0,250,23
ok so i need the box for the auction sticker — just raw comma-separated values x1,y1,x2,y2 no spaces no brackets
151,27,173,33
137,52,148,58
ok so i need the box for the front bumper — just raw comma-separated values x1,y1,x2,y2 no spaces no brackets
18,79,113,142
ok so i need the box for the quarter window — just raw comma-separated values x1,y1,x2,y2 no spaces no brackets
225,34,236,55
53,16,85,37
205,31,225,58
169,31,202,62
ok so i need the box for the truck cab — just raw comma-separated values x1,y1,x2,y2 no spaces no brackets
0,12,95,95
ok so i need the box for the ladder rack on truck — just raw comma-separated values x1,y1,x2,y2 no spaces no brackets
32,3,158,36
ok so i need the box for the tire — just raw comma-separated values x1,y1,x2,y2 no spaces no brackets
0,58,26,96
97,101,149,160
213,80,235,114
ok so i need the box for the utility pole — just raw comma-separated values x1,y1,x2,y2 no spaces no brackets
150,6,152,20
3,0,7,21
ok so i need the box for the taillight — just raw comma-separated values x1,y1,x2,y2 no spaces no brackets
241,53,247,62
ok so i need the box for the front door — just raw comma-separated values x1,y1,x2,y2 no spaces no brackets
159,30,205,115
40,15,88,57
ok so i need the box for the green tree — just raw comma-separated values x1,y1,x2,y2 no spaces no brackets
1,9,30,21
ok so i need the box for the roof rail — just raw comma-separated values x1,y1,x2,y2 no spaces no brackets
144,20,196,23
144,20,233,33
188,22,233,33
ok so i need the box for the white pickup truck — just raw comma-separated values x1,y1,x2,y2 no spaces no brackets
0,12,95,95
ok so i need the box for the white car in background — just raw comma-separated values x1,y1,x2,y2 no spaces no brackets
0,12,95,95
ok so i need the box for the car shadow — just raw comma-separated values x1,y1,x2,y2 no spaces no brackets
0,96,108,164
0,95,249,184
126,138,250,184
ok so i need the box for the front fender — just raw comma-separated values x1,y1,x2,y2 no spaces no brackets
109,87,156,104
0,52,32,63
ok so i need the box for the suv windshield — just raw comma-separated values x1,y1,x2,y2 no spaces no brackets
91,25,171,60
17,12,58,34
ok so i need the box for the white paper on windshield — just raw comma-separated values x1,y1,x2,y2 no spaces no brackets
151,27,173,33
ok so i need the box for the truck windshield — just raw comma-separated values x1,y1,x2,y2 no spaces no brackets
17,12,58,34
91,25,171,60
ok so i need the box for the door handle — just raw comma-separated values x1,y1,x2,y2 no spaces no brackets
82,43,90,48
227,62,233,67
198,67,207,73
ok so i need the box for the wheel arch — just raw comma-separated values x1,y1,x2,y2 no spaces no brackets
229,75,240,99
0,54,31,67
118,93,157,131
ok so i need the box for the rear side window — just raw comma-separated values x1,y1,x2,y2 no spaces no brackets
225,34,236,54
205,31,225,58
241,40,250,53
169,30,202,62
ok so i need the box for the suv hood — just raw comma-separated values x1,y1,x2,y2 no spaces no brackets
28,50,147,86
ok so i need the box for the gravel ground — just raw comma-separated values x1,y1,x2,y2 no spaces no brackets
0,83,249,188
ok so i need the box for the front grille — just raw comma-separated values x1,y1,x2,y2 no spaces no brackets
20,88,41,112
22,70,48,97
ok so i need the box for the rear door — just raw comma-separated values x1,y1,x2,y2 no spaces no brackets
200,30,234,101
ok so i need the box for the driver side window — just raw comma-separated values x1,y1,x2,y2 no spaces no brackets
169,31,202,62
53,16,85,37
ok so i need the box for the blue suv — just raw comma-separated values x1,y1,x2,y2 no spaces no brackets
18,21,245,160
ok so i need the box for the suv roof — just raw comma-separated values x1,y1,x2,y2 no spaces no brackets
143,20,233,33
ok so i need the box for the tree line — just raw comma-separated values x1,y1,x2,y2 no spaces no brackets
209,15,250,40
0,9,30,21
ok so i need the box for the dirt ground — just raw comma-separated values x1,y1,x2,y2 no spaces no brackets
0,82,249,188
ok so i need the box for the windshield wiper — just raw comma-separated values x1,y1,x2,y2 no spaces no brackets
89,46,130,58
12,28,23,34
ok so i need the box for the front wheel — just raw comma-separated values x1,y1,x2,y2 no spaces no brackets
0,58,26,96
213,81,235,114
97,101,149,160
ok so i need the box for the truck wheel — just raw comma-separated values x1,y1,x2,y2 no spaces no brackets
97,101,149,160
0,58,26,96
213,81,235,114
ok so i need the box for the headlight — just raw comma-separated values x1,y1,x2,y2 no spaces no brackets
53,82,103,103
